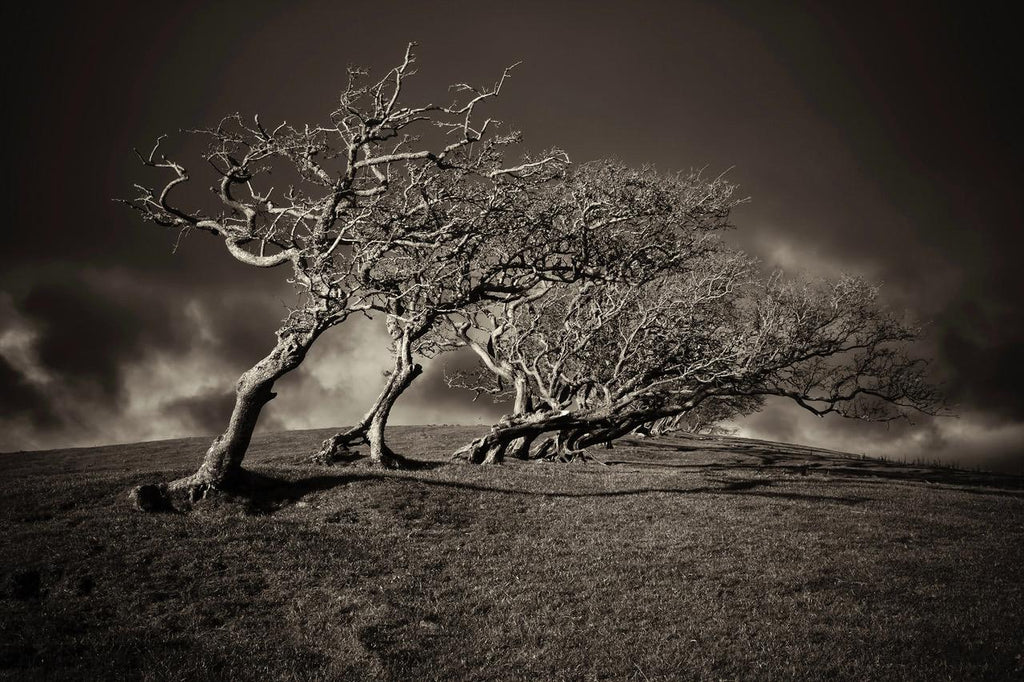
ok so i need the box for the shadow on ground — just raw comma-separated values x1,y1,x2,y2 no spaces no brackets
603,433,1024,492
169,429,1024,515
227,468,870,515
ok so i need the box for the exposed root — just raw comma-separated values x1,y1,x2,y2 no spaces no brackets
311,429,368,465
128,476,217,513
566,449,610,466
451,437,488,464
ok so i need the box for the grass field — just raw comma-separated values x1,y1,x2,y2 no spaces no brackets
2,426,1022,680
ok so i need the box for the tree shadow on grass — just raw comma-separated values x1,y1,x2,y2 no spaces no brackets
222,471,358,515
220,445,1022,514
221,458,447,514
505,434,1023,495
230,469,869,514
604,451,1024,495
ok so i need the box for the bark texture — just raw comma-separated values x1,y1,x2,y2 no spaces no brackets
454,407,679,465
365,329,422,468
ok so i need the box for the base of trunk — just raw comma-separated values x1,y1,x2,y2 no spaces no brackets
311,428,368,465
458,433,610,466
451,436,491,464
480,447,505,466
128,473,221,513
367,442,413,470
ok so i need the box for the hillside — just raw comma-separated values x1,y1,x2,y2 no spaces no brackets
2,426,1022,680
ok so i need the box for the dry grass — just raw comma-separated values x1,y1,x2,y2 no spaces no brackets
2,427,1022,680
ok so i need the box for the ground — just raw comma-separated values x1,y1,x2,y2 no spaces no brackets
2,426,1022,680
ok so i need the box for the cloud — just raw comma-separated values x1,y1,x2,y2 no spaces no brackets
19,275,178,398
264,318,505,431
392,349,509,426
0,296,62,432
0,268,296,450
0,356,59,434
0,278,503,453
935,296,1024,421
733,397,1024,474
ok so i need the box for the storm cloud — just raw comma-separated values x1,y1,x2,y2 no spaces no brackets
2,2,1021,473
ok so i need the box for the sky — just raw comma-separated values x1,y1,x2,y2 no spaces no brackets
2,1,1022,473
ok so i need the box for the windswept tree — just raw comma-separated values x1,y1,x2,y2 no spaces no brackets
425,161,742,464
310,141,569,467
452,249,942,464
313,159,739,466
450,248,750,462
123,45,550,508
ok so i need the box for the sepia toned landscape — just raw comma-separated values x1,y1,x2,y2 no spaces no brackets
3,2,1023,680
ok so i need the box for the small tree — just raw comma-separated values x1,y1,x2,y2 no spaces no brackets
123,45,549,507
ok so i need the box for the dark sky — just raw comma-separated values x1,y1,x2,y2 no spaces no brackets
3,1,1022,473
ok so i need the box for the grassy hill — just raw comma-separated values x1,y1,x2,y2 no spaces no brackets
2,426,1022,680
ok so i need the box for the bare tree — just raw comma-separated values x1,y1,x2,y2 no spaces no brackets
123,45,548,507
434,161,741,463
312,158,739,466
310,141,569,467
452,249,942,464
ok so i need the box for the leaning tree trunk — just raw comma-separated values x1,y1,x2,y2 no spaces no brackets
457,407,681,466
129,315,328,511
649,418,666,436
529,428,595,462
459,424,545,465
455,411,601,465
575,418,642,450
633,422,654,438
504,431,538,462
313,317,425,467
312,365,411,464
483,375,536,465
364,325,422,469
650,414,684,436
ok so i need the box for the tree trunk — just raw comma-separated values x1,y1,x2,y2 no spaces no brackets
479,374,535,465
364,327,422,469
576,419,638,450
506,432,537,461
312,368,402,464
457,406,684,466
503,374,533,462
529,435,556,460
456,412,587,464
314,316,425,467
633,423,653,438
650,414,680,436
129,316,327,511
480,439,509,465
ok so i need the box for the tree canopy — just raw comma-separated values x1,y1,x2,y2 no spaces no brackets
123,45,941,510
451,253,941,464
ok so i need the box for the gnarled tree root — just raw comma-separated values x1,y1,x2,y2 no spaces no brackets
311,429,368,466
128,476,218,513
